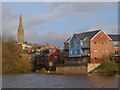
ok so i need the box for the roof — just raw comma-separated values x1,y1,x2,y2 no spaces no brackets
75,30,101,40
64,37,71,43
108,35,120,41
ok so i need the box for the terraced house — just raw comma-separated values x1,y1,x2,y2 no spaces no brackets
64,29,120,64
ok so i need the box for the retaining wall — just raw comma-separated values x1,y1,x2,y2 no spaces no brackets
56,63,100,74
56,65,87,74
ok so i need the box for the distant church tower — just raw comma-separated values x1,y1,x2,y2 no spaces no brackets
18,14,24,43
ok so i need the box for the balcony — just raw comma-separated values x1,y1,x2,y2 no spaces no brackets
82,53,90,57
113,50,120,57
113,54,120,57
82,50,90,57
82,41,90,49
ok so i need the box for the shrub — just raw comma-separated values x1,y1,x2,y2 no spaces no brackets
2,40,33,74
100,57,118,75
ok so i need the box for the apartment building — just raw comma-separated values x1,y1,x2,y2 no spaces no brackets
64,29,119,64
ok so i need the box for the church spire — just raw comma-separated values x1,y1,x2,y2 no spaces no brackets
18,13,24,43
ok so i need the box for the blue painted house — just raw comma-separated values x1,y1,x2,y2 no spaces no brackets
68,34,83,57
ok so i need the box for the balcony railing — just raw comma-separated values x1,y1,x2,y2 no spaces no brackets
82,52,90,56
113,54,120,56
82,45,90,48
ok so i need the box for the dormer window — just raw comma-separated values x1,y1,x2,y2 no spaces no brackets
84,37,89,41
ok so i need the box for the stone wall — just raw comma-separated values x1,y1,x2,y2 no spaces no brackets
87,63,100,73
56,65,87,74
56,63,101,74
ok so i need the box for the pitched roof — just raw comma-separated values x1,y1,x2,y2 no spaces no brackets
108,35,120,41
64,37,71,43
74,30,101,40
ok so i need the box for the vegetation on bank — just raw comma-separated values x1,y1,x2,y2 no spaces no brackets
96,56,120,75
2,39,33,74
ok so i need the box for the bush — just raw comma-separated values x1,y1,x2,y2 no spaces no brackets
2,40,33,74
100,57,118,75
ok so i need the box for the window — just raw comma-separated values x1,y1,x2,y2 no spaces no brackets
94,50,98,53
106,50,108,53
106,41,109,45
100,34,103,37
114,50,120,55
102,42,104,45
115,50,118,54
94,41,97,44
55,56,58,58
114,42,120,48
76,38,80,47
69,50,74,55
49,62,53,67
76,50,80,54
70,38,73,47
95,57,98,60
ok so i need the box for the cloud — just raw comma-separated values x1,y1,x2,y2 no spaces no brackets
2,2,118,48
25,2,117,29
2,6,19,39
25,30,72,48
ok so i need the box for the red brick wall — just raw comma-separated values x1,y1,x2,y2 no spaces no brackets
45,49,60,68
90,31,113,63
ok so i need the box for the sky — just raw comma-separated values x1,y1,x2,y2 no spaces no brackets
2,2,118,48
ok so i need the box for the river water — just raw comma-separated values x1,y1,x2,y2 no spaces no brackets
2,73,118,88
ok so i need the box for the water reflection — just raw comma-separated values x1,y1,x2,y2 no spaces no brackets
88,74,118,88
2,73,118,88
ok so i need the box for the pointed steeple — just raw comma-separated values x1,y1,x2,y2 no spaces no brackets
18,13,24,43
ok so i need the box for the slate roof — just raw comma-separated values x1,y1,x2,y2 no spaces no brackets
75,30,101,40
108,35,120,41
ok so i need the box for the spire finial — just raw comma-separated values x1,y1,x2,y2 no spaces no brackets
19,13,22,26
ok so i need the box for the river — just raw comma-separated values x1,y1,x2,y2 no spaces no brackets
2,73,118,88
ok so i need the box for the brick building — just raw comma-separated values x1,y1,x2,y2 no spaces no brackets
64,29,120,64
35,48,64,70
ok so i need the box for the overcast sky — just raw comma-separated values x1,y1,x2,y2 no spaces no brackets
2,2,118,48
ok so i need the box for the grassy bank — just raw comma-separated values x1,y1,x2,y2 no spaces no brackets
95,57,120,76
